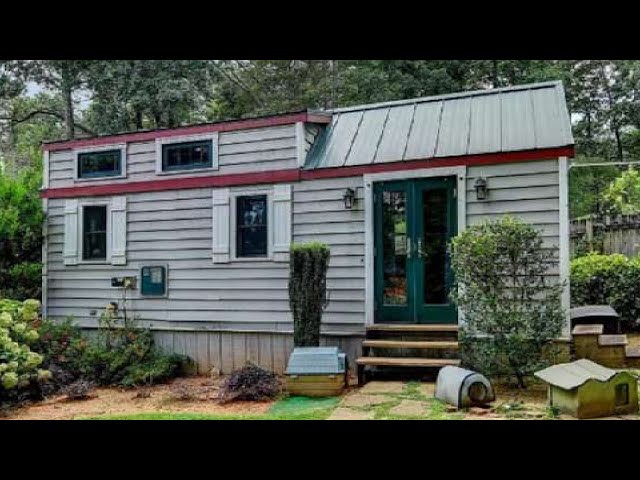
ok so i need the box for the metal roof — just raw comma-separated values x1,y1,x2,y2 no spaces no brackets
304,81,574,169
570,305,619,320
534,359,621,391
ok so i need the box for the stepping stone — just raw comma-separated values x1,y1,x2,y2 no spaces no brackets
417,382,435,397
327,407,375,420
389,400,429,417
359,381,405,395
342,394,390,408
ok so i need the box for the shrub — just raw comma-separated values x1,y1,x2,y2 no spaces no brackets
62,379,94,400
218,362,281,403
571,252,640,329
450,216,565,388
0,168,44,301
288,242,330,347
0,299,50,402
34,308,187,390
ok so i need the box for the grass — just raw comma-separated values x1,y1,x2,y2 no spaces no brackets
81,395,342,420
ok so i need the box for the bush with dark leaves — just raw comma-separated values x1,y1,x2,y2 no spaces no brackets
62,379,94,400
218,362,281,403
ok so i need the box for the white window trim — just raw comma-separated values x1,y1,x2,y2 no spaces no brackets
73,143,127,182
77,199,112,265
229,186,275,262
363,165,467,326
155,132,219,175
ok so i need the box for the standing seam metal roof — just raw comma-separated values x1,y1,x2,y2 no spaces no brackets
304,81,574,169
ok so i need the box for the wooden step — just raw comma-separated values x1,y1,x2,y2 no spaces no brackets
356,357,460,367
625,346,640,358
366,324,458,333
362,340,459,350
598,334,628,347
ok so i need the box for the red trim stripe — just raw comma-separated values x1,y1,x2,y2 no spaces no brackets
40,146,574,199
300,146,575,180
43,112,332,152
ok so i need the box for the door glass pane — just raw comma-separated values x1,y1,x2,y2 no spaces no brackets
422,189,448,304
382,190,407,305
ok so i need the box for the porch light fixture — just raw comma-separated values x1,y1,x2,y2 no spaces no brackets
343,187,356,209
474,177,488,200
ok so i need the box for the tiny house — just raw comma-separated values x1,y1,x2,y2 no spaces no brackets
40,81,575,375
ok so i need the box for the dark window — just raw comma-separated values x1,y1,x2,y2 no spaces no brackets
162,140,213,171
615,383,629,406
82,206,107,261
236,195,268,257
78,149,122,178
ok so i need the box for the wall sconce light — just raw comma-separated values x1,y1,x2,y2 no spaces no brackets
474,177,488,200
343,187,356,209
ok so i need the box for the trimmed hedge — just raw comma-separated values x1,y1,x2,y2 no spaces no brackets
288,242,330,347
571,253,640,329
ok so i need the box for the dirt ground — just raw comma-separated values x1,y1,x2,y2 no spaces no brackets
3,376,274,420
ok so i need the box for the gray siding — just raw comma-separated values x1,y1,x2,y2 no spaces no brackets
45,178,366,335
467,159,561,278
48,124,298,188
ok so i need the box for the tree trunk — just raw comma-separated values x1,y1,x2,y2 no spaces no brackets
492,60,500,88
62,80,75,139
134,109,143,130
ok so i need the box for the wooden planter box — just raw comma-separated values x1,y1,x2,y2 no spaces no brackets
286,374,345,397
285,347,347,397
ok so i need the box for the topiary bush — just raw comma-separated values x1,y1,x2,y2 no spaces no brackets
218,362,281,403
288,242,330,347
0,299,50,402
451,216,565,388
571,252,640,329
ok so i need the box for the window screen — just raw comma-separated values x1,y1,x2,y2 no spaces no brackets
141,266,167,296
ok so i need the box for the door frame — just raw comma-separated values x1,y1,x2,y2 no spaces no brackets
364,166,467,326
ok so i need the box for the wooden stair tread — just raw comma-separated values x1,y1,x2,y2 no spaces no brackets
598,334,628,346
356,357,460,367
363,340,459,349
626,346,640,358
366,324,458,333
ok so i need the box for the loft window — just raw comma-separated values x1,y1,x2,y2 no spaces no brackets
615,383,629,406
78,149,122,178
162,140,213,172
236,195,268,257
82,205,107,261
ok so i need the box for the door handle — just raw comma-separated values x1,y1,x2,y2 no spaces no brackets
417,238,427,259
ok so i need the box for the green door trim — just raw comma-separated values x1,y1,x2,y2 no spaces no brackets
373,176,458,324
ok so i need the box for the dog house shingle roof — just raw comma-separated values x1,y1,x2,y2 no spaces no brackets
534,359,619,390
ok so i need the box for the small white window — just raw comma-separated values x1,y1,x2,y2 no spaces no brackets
212,184,291,263
156,132,219,175
74,144,127,182
64,197,127,266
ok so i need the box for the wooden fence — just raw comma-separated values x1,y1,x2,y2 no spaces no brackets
571,214,640,257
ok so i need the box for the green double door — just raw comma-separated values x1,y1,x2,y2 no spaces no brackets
374,177,457,324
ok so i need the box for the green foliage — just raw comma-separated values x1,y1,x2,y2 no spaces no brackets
288,242,331,347
0,168,43,300
34,309,187,390
0,299,49,401
450,216,565,388
571,253,640,328
603,167,640,214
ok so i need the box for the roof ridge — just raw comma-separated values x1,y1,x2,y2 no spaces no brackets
329,80,564,114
